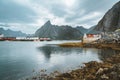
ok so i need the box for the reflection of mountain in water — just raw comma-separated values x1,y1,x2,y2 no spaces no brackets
37,45,83,59
37,45,119,61
97,49,119,60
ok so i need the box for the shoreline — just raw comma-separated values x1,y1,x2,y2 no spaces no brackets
25,42,120,80
26,51,120,80
53,42,120,80
54,53,120,80
59,42,120,51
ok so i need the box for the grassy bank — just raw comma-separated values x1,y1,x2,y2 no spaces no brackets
59,42,120,51
59,42,84,47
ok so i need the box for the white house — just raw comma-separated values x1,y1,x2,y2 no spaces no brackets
83,33,101,43
16,37,39,40
0,34,4,37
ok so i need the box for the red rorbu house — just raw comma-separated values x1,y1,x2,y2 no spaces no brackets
0,37,16,41
87,34,94,38
83,33,101,43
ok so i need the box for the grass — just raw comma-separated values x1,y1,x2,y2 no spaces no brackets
59,42,84,47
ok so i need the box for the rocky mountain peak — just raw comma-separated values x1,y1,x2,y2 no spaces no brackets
113,1,120,8
44,20,52,26
94,1,120,32
35,21,83,40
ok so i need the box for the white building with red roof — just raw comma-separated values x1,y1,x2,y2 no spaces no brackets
83,33,101,43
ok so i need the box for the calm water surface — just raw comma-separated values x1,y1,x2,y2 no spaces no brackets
0,41,118,80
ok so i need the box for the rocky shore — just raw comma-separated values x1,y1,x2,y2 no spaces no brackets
25,42,120,80
54,53,120,80
26,53,120,80
54,42,120,80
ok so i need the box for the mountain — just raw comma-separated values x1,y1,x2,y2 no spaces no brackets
86,25,102,34
35,21,83,40
0,28,27,37
76,26,88,34
76,26,98,34
88,25,96,32
94,1,120,32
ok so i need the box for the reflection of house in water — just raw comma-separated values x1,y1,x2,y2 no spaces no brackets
83,33,101,43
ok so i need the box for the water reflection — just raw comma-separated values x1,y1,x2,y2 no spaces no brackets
37,45,83,59
36,45,101,74
97,49,120,60
37,45,120,62
0,41,119,80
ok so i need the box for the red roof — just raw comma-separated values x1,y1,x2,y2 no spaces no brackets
87,34,94,38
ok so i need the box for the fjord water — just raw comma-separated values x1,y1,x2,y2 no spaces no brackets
0,41,117,80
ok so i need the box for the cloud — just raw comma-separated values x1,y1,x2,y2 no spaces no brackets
0,0,37,23
70,12,103,28
0,0,119,33
0,22,39,33
0,23,11,27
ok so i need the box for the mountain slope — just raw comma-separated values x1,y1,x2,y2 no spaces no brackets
94,1,120,32
35,21,60,39
86,25,102,34
0,28,27,37
76,26,88,34
35,21,83,40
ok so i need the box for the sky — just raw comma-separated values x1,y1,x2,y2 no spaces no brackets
0,0,119,34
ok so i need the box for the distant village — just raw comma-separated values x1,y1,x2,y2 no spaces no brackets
0,34,51,41
0,29,120,43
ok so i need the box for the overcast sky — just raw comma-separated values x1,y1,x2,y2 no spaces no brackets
0,0,119,34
